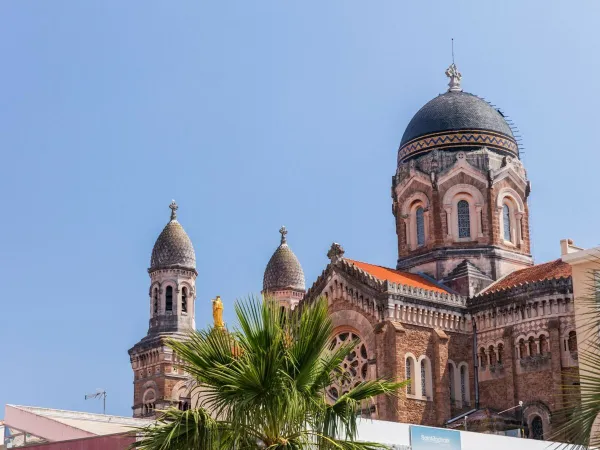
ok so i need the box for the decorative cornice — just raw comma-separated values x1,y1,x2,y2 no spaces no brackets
398,129,518,162
301,258,466,308
469,276,573,310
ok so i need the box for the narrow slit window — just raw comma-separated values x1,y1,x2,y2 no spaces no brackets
153,288,158,315
503,204,511,241
182,287,188,313
406,358,412,394
166,286,173,312
457,200,471,238
416,207,425,246
421,360,427,397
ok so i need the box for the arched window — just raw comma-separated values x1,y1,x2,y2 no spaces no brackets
153,288,158,315
448,364,455,401
457,200,471,238
528,336,537,356
531,415,544,440
539,335,548,355
421,360,427,397
416,207,425,246
503,204,511,241
479,348,487,368
498,344,504,364
568,331,578,352
488,345,497,365
406,358,413,395
182,287,188,313
460,365,467,403
166,286,173,312
519,339,527,359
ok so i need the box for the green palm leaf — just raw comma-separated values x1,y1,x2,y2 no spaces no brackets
134,295,401,449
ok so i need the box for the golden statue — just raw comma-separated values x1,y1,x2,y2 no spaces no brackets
212,296,225,329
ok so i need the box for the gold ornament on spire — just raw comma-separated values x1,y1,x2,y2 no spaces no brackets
212,296,225,329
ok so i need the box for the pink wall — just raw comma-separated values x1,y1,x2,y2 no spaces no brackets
19,434,136,450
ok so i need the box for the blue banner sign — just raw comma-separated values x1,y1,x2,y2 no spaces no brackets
410,425,461,450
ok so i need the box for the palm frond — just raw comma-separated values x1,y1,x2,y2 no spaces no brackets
130,408,223,450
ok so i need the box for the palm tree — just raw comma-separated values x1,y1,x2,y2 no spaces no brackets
133,296,404,449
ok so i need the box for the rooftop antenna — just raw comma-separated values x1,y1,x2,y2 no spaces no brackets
85,390,107,415
451,38,455,65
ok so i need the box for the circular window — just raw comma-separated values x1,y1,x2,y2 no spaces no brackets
327,331,370,401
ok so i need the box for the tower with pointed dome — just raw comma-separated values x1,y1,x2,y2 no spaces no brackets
262,226,306,310
128,201,197,418
392,64,533,296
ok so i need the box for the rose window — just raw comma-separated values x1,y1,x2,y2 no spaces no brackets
327,331,370,401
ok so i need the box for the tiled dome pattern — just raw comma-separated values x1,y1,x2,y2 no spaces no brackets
150,220,196,271
400,91,514,147
263,242,305,292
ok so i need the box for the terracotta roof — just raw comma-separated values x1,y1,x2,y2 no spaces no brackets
481,259,571,295
345,259,448,294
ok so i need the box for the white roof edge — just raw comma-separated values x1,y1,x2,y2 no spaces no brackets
562,246,600,265
6,404,152,426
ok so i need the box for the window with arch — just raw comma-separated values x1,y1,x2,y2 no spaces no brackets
531,415,544,440
418,357,433,400
503,204,511,241
568,331,578,352
488,345,497,365
327,331,371,401
479,348,487,368
528,336,537,356
498,343,504,364
166,286,173,312
448,363,455,401
420,360,427,397
182,287,188,313
457,200,471,238
416,207,425,246
153,288,158,315
539,335,548,355
519,339,527,359
460,365,467,403
406,357,416,395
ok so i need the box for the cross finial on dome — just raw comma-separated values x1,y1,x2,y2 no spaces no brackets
279,226,288,245
445,63,462,92
169,200,178,221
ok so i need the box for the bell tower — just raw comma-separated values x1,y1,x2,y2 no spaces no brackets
128,201,197,418
392,65,533,295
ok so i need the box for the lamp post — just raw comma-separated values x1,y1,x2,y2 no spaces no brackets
498,401,524,438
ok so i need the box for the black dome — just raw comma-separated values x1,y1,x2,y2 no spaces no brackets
401,91,514,147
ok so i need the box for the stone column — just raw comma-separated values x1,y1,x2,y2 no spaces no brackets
433,328,451,425
502,326,517,411
375,321,405,422
548,319,564,412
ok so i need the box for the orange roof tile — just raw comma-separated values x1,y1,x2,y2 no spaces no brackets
483,259,571,294
345,259,449,294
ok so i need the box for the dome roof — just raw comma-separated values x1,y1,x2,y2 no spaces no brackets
398,65,518,162
263,227,305,292
400,91,513,146
150,201,196,272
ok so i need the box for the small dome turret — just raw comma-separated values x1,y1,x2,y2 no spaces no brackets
263,226,305,292
149,201,196,272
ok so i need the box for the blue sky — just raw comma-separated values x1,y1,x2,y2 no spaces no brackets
1,1,599,418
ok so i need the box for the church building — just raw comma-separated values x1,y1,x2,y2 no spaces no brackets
128,65,579,440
